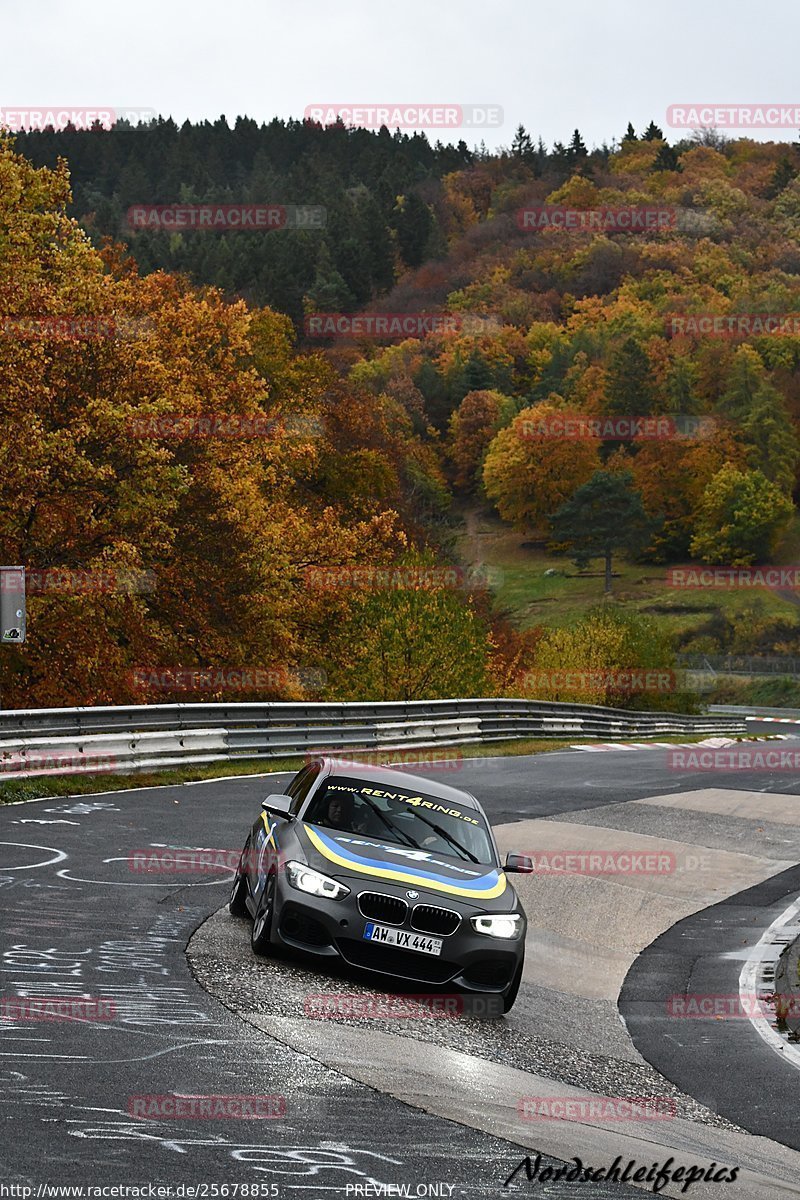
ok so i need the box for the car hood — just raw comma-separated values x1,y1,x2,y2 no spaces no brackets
300,823,510,904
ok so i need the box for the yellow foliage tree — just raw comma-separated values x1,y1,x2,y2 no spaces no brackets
482,402,601,532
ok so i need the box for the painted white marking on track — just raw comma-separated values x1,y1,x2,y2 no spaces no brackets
740,894,800,1071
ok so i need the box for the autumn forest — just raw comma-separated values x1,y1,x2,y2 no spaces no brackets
3,117,800,710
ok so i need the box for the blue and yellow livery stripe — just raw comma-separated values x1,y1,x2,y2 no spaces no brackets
260,812,278,850
304,826,507,899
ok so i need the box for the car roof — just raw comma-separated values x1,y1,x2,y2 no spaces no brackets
314,756,480,810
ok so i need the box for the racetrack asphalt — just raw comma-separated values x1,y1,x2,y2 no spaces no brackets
3,735,800,1196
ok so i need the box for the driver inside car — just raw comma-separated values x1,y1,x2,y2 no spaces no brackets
320,792,355,831
319,791,370,835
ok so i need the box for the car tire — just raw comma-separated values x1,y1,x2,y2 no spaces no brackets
502,961,524,1014
229,844,250,918
251,875,277,956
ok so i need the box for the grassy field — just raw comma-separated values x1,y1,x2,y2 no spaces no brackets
454,504,800,641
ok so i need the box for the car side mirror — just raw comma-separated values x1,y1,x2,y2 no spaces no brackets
262,794,293,818
504,851,534,873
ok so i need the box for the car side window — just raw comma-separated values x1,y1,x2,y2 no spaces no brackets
287,764,320,815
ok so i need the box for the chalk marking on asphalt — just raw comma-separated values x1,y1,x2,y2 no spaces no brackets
0,843,67,870
96,1038,234,1064
740,893,800,1072
0,1038,233,1064
0,1053,92,1059
0,1037,53,1042
55,867,232,887
15,819,80,825
0,787,176,806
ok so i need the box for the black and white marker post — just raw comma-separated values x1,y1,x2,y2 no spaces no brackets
0,566,26,645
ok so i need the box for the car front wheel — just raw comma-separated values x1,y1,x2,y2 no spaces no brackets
229,843,250,917
251,875,277,955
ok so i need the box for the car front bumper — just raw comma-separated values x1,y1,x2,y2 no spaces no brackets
271,872,525,994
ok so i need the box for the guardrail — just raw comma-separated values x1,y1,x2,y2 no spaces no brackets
0,698,749,779
710,704,800,720
679,655,800,677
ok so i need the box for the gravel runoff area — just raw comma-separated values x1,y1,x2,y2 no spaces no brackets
187,904,744,1134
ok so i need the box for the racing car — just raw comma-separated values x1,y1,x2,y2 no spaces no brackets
229,757,531,1012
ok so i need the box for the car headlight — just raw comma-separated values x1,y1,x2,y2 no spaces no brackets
285,860,350,900
471,913,523,939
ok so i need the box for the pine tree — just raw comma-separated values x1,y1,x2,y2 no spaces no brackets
536,136,548,174
354,193,396,293
334,236,372,306
414,360,449,430
665,358,700,414
530,342,573,403
392,192,433,268
643,121,664,141
766,157,797,199
551,471,656,594
720,345,765,422
303,242,354,312
623,122,637,142
740,382,800,496
567,129,588,164
511,124,535,162
653,143,681,171
464,352,494,392
605,338,657,418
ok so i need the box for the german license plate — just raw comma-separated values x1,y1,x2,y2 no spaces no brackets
363,922,443,956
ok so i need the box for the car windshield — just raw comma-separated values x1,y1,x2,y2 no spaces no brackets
304,775,496,866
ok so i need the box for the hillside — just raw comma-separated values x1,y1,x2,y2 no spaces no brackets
5,120,800,709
